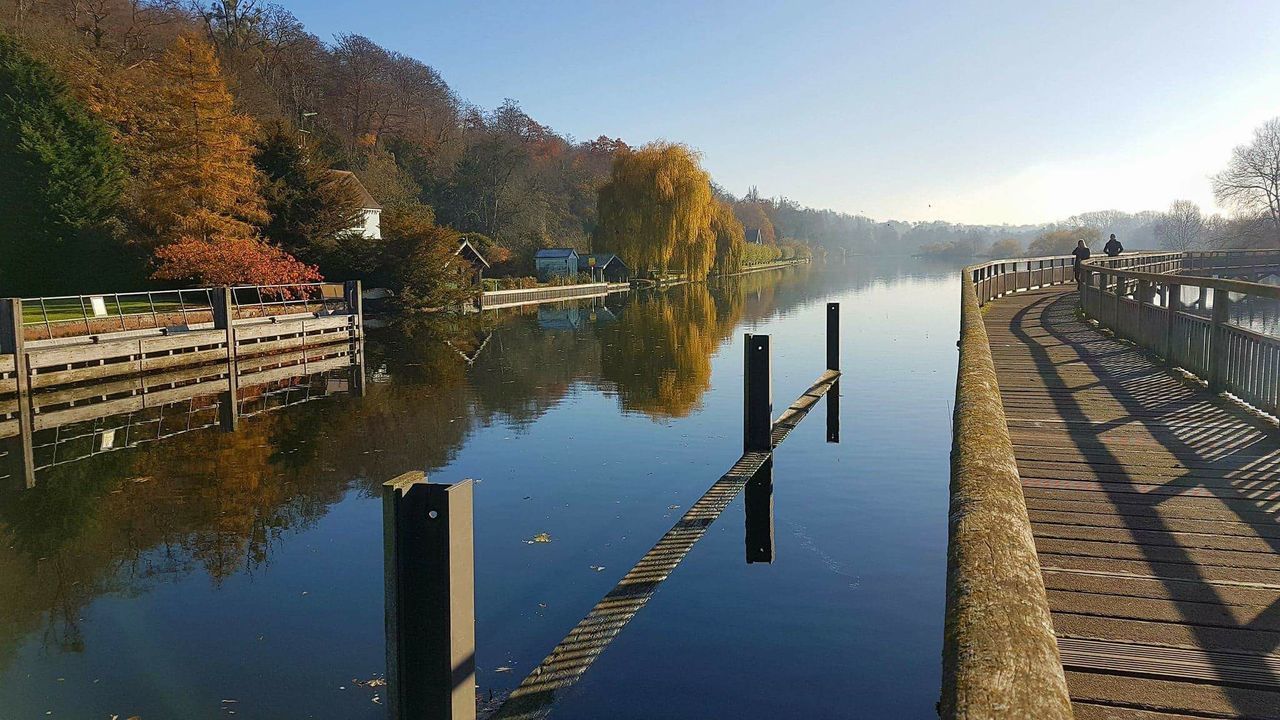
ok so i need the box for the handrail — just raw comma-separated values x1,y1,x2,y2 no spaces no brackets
943,264,1073,719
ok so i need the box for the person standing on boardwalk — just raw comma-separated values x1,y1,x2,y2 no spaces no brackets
1072,239,1091,281
1104,233,1123,257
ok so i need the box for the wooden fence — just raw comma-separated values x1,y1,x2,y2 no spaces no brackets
1,282,364,488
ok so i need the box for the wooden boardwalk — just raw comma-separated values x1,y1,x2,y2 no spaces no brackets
985,287,1280,719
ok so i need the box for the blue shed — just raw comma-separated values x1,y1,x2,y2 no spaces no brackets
534,248,579,281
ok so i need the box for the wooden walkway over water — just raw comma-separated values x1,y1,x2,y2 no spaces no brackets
987,286,1280,718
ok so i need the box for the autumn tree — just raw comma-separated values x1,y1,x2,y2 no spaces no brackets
134,32,315,285
988,238,1023,258
709,199,744,274
1028,226,1100,256
596,142,717,278
733,186,777,245
0,33,126,294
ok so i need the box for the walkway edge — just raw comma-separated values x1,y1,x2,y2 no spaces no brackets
941,274,1073,719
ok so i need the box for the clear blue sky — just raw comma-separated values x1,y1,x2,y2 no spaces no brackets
281,0,1280,225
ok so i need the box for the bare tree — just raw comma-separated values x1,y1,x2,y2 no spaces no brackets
1212,117,1280,244
1154,199,1205,251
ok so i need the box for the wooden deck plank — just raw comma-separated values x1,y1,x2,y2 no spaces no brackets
986,287,1280,719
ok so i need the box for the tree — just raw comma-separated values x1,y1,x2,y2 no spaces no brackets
152,235,321,285
709,199,744,274
254,120,362,264
379,202,478,310
596,142,716,278
1154,200,1205,251
135,32,267,253
0,33,125,294
1213,117,1280,245
1027,226,1099,256
733,187,777,245
988,238,1023,258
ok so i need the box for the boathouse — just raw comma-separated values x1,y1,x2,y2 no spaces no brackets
534,248,579,281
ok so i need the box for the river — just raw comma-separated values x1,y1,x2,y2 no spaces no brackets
0,257,964,719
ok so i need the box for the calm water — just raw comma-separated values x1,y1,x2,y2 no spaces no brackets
0,258,962,719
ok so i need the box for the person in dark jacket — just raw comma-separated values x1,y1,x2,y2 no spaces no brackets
1072,239,1091,281
1104,234,1123,257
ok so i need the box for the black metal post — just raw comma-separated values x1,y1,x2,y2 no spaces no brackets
743,334,772,453
383,472,476,720
826,302,840,372
744,456,774,564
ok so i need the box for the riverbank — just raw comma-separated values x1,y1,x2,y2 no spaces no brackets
475,256,812,310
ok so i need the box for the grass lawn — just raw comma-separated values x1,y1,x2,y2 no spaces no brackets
22,297,203,324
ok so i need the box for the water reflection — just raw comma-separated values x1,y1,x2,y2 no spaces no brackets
0,258,957,718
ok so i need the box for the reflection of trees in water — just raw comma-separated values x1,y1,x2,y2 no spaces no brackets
598,284,738,418
0,262,853,672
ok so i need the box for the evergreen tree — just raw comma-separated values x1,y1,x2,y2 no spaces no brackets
254,121,363,265
0,33,124,294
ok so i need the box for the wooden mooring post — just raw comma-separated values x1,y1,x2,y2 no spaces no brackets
743,333,772,453
383,472,476,720
1,298,34,488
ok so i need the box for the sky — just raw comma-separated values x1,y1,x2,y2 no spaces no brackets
280,0,1280,226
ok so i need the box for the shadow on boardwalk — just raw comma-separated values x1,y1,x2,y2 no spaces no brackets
989,288,1280,718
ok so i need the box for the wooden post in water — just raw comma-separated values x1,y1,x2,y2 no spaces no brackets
383,472,476,720
212,288,239,431
1208,287,1230,393
1164,283,1180,365
743,334,772,453
1,299,34,488
744,456,775,564
826,302,840,443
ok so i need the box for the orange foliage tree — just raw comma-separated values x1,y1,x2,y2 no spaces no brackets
135,32,313,285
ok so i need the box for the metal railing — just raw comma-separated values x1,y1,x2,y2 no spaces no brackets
19,282,351,341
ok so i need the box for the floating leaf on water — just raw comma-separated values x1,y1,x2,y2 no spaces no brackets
528,532,551,544
590,565,606,572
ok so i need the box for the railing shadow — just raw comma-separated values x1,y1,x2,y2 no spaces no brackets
1005,290,1280,713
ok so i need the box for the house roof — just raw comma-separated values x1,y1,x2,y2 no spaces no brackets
535,248,578,259
577,253,627,270
329,170,382,210
455,238,490,269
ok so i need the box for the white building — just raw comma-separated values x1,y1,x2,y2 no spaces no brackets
331,170,383,240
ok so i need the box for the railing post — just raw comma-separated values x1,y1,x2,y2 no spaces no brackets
1136,279,1151,345
743,334,772,453
1208,287,1230,393
383,472,476,720
212,287,239,432
1,298,35,488
1164,283,1180,365
1111,272,1122,333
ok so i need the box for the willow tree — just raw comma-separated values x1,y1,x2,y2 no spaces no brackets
709,199,744,275
596,142,716,278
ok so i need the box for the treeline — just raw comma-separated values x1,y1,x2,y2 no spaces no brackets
0,0,632,300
